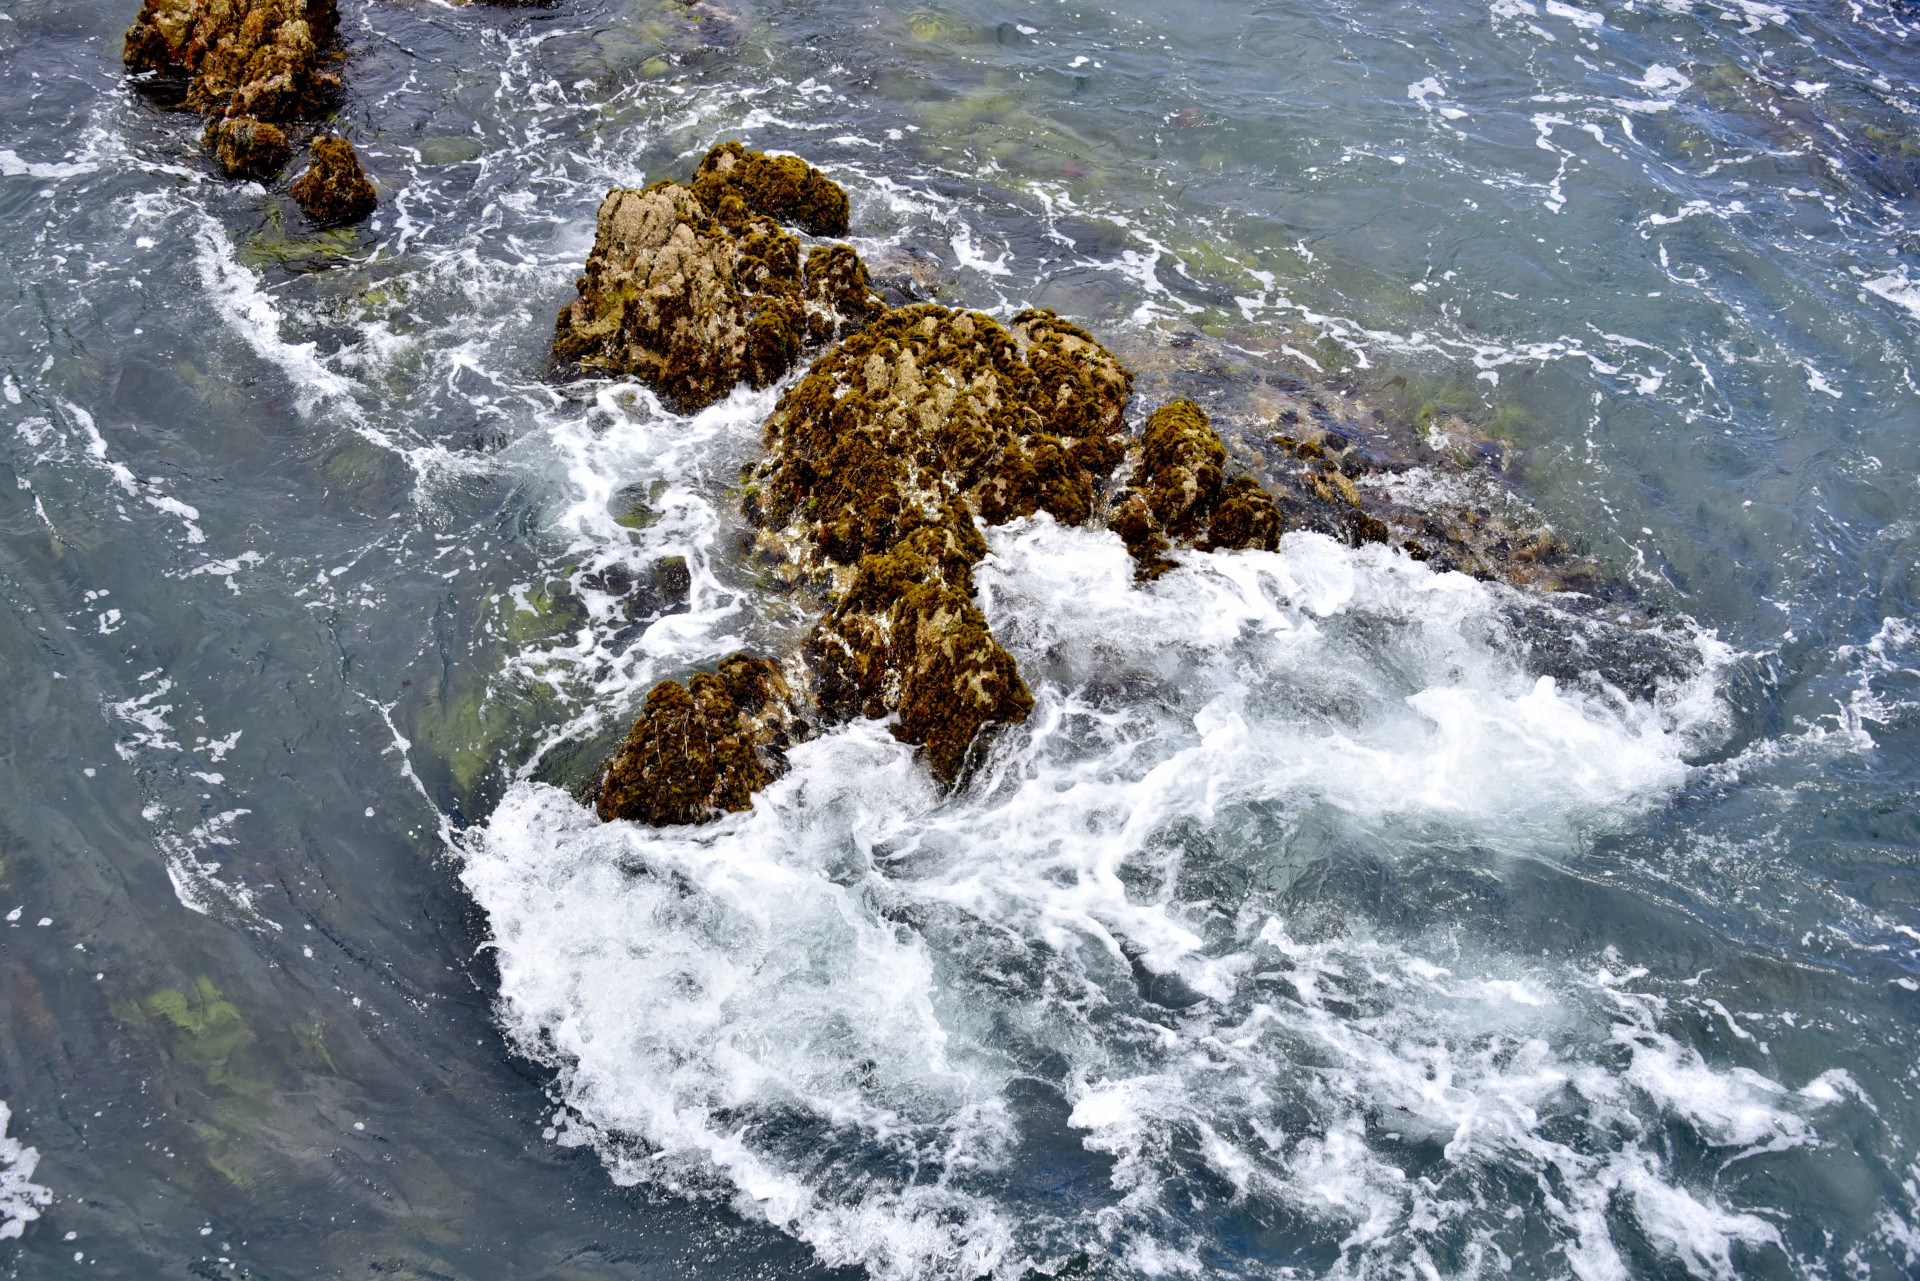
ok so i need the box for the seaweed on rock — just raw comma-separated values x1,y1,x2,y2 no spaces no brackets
1108,396,1385,579
595,654,802,826
549,149,884,412
289,134,377,226
691,140,851,238
123,0,356,187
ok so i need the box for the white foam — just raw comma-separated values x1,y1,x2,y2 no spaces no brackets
0,1101,51,1242
463,516,1791,1279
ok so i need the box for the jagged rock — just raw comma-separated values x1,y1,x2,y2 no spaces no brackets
746,303,1132,781
205,115,291,179
749,304,1133,566
290,134,377,225
809,514,1033,785
595,654,801,826
1109,397,1384,578
124,0,341,120
691,140,850,237
549,174,882,412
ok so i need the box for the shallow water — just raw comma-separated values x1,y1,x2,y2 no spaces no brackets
1,0,1917,1277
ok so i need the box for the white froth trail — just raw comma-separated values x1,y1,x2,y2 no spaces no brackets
457,517,1816,1280
0,1101,52,1241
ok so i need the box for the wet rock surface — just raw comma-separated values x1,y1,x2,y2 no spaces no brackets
595,654,802,826
290,134,377,226
549,145,883,411
691,140,850,238
205,115,292,180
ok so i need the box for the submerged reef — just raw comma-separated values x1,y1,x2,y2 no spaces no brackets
123,0,376,218
550,144,883,412
579,147,1627,826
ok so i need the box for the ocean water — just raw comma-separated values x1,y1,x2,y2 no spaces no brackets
1,0,1917,1277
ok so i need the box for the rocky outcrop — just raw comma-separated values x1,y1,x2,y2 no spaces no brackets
743,303,1131,782
290,133,377,225
124,0,353,183
576,149,1622,828
549,146,884,411
595,654,802,826
690,140,850,238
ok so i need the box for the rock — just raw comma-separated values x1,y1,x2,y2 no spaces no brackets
124,0,342,122
1107,397,1383,578
808,515,1033,785
548,180,883,411
595,654,801,825
290,134,377,226
205,115,291,180
748,304,1133,567
747,303,1131,780
691,140,850,237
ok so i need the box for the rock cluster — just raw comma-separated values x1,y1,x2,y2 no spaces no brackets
123,0,375,222
579,145,1611,826
1108,398,1388,578
550,146,883,412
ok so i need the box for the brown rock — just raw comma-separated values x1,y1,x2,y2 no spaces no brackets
747,304,1132,781
595,654,800,825
691,140,850,238
124,0,341,122
204,115,291,179
549,182,883,412
290,134,377,226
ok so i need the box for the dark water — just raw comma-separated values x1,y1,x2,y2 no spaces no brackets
2,0,1918,1277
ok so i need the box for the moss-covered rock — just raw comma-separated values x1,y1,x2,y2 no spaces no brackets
290,134,377,226
748,304,1132,566
595,654,802,825
691,140,850,237
125,0,342,114
549,180,883,412
809,516,1032,785
205,115,291,179
1108,397,1384,578
744,303,1130,779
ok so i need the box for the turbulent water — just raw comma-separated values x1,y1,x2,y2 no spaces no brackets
2,0,1918,1277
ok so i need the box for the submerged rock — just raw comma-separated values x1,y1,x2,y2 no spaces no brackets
549,149,882,411
290,134,377,226
595,654,802,826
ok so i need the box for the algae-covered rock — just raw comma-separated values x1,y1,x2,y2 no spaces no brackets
691,140,850,237
290,134,377,226
1108,396,1381,578
809,517,1032,785
205,115,291,179
124,0,341,120
549,181,882,412
748,304,1131,567
746,303,1130,779
595,654,801,825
